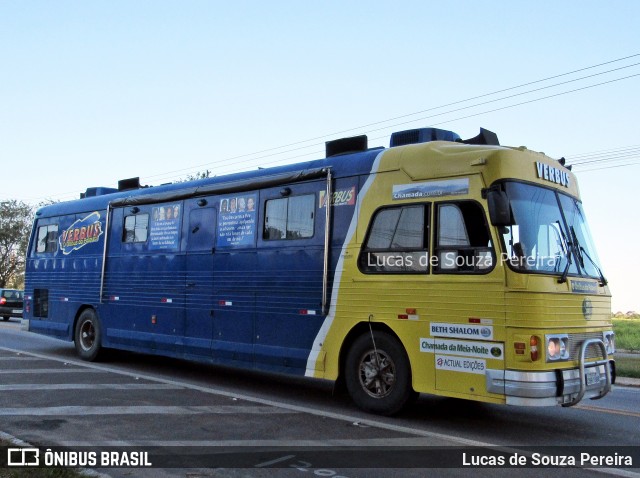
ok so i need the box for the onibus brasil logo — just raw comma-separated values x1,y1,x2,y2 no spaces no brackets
59,211,103,255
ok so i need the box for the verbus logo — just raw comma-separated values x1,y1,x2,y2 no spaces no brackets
7,448,40,466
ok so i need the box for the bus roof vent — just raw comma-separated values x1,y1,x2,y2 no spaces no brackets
118,177,142,191
325,135,368,158
82,187,118,199
390,127,461,147
460,128,500,146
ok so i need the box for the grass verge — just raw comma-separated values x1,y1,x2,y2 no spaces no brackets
615,355,640,380
613,319,640,351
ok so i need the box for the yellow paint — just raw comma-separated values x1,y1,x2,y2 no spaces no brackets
307,140,612,405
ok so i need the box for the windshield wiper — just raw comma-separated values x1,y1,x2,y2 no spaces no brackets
557,221,572,284
571,226,608,286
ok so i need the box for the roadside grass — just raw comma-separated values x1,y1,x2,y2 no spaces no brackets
612,318,640,379
615,355,640,379
613,318,640,352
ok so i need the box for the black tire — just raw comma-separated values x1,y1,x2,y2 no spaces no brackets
345,331,414,416
74,309,103,361
2,316,9,321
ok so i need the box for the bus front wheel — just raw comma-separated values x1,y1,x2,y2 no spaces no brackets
345,331,414,416
74,309,103,361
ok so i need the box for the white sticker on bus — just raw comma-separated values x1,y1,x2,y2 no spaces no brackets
435,355,486,375
430,322,493,340
420,338,503,360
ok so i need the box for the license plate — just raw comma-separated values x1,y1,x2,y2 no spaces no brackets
585,369,600,386
12,309,22,314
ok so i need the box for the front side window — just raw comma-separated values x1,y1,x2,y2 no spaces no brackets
264,194,315,240
36,225,59,253
434,202,494,273
123,214,149,243
359,205,429,273
559,194,603,280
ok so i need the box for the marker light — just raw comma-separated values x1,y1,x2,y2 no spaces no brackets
603,331,615,355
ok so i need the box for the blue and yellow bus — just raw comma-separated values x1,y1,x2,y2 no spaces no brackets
24,127,614,415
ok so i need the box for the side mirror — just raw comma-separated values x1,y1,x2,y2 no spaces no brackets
486,189,511,226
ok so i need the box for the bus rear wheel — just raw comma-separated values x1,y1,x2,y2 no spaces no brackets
74,309,103,361
345,331,414,416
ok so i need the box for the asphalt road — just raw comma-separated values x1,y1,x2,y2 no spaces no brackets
0,318,638,478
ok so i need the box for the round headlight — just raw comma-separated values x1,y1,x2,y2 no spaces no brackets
548,338,560,359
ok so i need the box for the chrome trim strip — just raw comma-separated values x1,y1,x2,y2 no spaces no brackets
322,169,332,315
99,204,112,304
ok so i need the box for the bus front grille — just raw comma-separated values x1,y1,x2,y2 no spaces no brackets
568,332,606,361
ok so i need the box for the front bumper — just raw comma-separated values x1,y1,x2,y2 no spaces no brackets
486,338,614,406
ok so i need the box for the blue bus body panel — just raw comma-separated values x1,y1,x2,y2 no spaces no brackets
25,149,382,373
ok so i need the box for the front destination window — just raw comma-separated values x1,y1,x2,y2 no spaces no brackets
499,182,605,282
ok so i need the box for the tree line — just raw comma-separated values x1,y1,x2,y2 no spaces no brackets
0,200,44,289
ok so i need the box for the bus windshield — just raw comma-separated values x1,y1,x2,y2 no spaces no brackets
500,181,605,281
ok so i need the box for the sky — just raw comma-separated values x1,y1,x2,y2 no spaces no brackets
1,1,639,311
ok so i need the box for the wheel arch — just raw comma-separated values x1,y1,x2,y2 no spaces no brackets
337,321,413,390
72,305,99,343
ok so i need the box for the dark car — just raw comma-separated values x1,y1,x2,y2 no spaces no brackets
0,289,24,321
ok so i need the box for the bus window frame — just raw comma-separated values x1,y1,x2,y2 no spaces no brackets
357,202,431,275
34,223,60,255
432,199,496,275
262,193,317,242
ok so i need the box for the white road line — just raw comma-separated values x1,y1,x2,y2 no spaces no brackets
55,437,480,447
0,405,297,416
254,454,297,468
0,383,184,391
1,346,639,478
0,368,105,374
0,356,44,361
0,346,491,447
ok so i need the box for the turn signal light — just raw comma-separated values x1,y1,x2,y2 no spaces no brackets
530,336,539,361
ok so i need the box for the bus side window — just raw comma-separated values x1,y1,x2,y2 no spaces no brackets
434,202,494,273
264,194,315,240
358,204,429,274
123,214,150,243
36,224,59,254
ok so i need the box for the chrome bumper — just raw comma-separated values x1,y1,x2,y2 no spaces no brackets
487,339,613,406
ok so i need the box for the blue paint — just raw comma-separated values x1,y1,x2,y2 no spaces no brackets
25,148,382,373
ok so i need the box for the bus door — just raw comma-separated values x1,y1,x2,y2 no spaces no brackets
184,205,217,358
211,192,258,366
255,181,326,372
110,203,185,353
